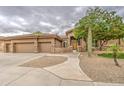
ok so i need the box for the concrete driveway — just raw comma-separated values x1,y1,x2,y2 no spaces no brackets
0,53,123,86
0,52,91,86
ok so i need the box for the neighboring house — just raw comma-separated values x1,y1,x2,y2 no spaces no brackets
102,39,124,50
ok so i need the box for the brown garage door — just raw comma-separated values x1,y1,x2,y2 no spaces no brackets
15,43,34,53
39,42,51,53
6,44,11,53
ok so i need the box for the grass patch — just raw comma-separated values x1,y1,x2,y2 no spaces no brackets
98,53,124,59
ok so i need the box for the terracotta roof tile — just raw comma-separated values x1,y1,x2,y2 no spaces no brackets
3,33,62,41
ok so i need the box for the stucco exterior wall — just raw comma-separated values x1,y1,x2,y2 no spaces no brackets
0,40,4,52
55,39,62,48
2,37,62,53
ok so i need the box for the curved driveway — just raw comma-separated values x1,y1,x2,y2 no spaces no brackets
0,53,123,86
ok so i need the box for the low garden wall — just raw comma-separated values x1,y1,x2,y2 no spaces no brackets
54,47,73,53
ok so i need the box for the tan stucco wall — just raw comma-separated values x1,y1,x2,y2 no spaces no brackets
0,40,4,52
2,38,62,53
54,47,72,53
67,32,74,46
55,39,62,48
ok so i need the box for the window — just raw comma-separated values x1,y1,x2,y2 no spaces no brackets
63,41,67,48
78,39,80,45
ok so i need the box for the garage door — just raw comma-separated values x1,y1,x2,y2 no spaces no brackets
15,43,34,53
39,42,51,53
6,44,11,53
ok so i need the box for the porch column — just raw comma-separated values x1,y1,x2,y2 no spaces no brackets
3,41,6,53
11,41,14,53
68,36,71,47
51,39,55,53
34,38,38,53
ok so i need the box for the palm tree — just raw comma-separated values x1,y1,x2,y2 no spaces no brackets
32,31,42,36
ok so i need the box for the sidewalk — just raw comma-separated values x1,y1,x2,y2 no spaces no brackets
44,53,92,81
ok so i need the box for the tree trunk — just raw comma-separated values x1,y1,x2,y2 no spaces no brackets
99,40,108,51
99,40,102,51
83,38,87,51
87,27,92,57
95,40,98,47
113,51,120,67
118,38,121,45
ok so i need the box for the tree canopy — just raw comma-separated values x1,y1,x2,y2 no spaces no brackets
32,31,42,36
74,7,124,50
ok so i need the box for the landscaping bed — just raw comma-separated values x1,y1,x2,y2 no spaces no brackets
98,53,124,59
79,52,124,83
20,56,67,68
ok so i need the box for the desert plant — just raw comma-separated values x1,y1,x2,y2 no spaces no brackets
107,44,121,67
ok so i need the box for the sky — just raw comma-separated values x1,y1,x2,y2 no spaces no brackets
0,6,124,36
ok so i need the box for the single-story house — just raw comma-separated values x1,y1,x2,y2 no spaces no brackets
1,29,124,53
0,29,85,53
0,29,84,53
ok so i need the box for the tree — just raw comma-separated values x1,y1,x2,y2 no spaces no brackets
75,7,102,57
32,31,42,36
93,9,124,50
73,26,87,50
107,44,121,67
74,7,124,56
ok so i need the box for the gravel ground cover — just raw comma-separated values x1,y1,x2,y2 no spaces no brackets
79,52,124,83
20,56,67,68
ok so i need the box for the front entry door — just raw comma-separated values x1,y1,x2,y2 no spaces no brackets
72,40,77,50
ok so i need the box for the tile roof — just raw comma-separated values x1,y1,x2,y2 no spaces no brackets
1,33,62,41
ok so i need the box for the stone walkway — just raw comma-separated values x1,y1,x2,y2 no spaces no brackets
44,53,92,81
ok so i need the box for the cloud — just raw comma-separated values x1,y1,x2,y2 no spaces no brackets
0,30,30,36
0,6,123,36
56,16,61,20
40,21,56,28
9,21,22,28
15,16,28,25
0,15,8,24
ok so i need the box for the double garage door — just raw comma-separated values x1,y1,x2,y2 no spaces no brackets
15,43,34,53
15,42,51,53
